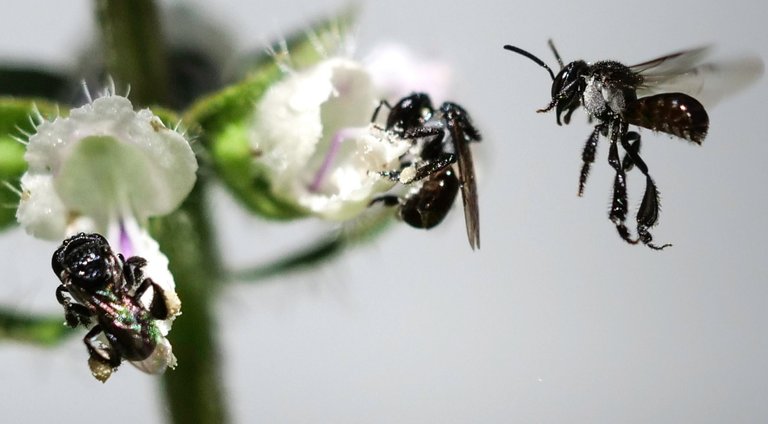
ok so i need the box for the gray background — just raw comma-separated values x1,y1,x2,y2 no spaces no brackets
1,0,767,423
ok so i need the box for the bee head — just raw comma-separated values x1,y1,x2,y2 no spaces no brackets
550,60,589,125
52,233,119,292
504,42,588,125
386,93,435,137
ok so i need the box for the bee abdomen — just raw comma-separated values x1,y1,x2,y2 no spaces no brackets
400,169,459,229
625,93,709,144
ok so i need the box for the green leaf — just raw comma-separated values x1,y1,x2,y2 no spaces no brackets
0,98,63,231
228,207,395,283
183,8,357,220
0,308,74,346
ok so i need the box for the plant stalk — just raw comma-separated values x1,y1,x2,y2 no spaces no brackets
152,182,229,424
94,0,170,107
94,1,227,422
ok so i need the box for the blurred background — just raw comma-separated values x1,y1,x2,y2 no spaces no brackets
1,0,766,422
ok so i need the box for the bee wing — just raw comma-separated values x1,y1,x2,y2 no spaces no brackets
630,46,712,75
632,46,764,108
448,121,481,250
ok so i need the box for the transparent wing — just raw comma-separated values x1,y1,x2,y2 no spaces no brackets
632,46,764,108
444,119,480,250
454,133,480,250
630,46,712,75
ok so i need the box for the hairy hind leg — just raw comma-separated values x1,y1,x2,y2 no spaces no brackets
619,131,671,250
578,123,604,196
607,125,639,246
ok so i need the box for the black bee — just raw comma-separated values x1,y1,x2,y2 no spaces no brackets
370,93,481,250
52,232,178,382
504,41,762,249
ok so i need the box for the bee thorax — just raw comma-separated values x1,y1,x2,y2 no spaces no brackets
582,77,630,119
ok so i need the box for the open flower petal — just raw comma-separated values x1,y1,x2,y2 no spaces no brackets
17,94,197,239
16,173,68,239
249,57,412,220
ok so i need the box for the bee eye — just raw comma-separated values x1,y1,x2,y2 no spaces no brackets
551,72,567,99
51,253,64,279
552,61,585,100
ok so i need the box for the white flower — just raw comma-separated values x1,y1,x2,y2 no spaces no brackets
19,94,196,238
16,91,196,376
249,49,451,221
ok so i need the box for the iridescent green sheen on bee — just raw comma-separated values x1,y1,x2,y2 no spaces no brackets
52,233,177,382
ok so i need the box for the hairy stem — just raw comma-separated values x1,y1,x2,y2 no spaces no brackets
152,182,229,424
93,1,227,421
94,0,170,106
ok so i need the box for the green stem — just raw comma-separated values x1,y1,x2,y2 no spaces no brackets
94,1,225,421
94,0,170,107
151,182,229,424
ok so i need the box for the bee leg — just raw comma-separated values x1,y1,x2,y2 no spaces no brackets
369,195,406,222
412,153,455,182
379,169,403,181
404,125,444,158
379,151,454,185
621,133,640,172
619,132,672,250
378,163,415,183
536,97,557,115
122,255,148,290
402,125,455,183
607,127,639,246
579,123,604,196
84,324,121,368
134,277,171,320
378,157,414,182
369,195,401,208
56,286,92,328
370,100,394,124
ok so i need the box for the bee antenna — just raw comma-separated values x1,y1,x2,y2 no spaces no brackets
547,39,565,69
503,44,555,81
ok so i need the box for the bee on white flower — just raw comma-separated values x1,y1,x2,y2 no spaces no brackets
249,41,452,221
15,85,197,380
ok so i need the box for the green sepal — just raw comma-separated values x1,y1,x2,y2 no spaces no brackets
0,98,63,231
183,9,357,220
234,5,358,78
149,106,182,129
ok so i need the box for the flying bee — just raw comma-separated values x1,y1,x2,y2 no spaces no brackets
369,93,481,250
504,41,763,249
52,232,179,382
